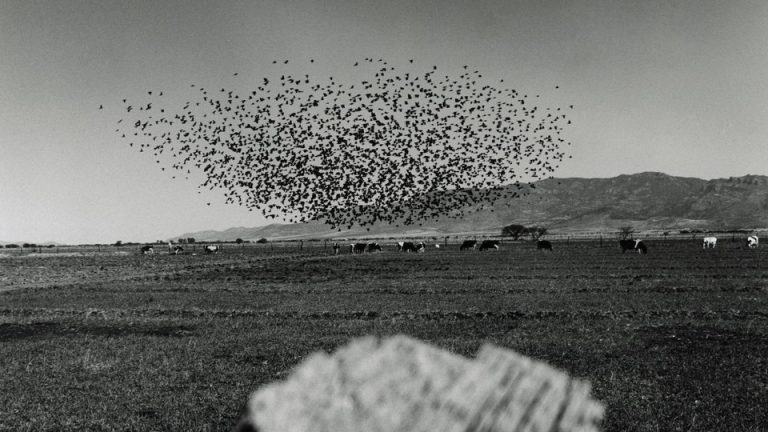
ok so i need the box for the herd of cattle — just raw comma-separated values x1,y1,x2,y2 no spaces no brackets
702,235,758,249
140,236,760,255
140,244,219,255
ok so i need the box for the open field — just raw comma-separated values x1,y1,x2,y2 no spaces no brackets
1,240,767,431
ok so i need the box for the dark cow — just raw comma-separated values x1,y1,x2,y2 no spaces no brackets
619,239,647,254
366,242,382,252
400,242,418,252
172,245,184,255
536,240,553,251
140,245,154,255
479,240,500,251
204,245,220,254
332,242,340,255
416,241,426,253
352,243,367,254
460,240,477,251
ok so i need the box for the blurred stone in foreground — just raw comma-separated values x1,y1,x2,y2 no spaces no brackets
240,335,604,432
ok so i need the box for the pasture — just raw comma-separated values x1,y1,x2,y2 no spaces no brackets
1,240,767,431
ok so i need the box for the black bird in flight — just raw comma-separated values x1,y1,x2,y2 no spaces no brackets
114,58,573,229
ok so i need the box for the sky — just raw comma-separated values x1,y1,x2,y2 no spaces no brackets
1,0,767,244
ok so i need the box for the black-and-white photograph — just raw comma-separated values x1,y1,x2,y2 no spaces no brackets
1,1,767,430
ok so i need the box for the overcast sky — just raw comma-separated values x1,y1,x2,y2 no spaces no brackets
2,0,767,244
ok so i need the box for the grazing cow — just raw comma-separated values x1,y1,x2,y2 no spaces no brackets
400,242,417,252
352,243,367,254
204,245,219,254
435,244,440,249
460,240,477,251
332,242,340,255
537,240,553,251
396,241,404,252
416,242,426,253
365,242,382,252
747,235,759,249
619,239,647,254
172,245,184,255
479,240,500,251
703,236,717,249
140,245,154,255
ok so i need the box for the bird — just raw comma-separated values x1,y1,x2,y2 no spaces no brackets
114,58,573,230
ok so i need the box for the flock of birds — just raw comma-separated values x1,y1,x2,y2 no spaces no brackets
111,58,572,229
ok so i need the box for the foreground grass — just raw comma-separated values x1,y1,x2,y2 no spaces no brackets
1,241,767,431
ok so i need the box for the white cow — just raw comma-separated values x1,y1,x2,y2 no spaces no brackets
204,245,220,254
702,236,717,249
747,235,759,249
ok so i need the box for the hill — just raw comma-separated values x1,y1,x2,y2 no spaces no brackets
172,172,768,241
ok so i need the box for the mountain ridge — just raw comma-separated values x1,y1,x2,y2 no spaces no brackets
171,172,768,241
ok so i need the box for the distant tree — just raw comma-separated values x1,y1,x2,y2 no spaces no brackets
114,240,123,247
47,244,55,248
187,237,196,244
177,238,187,244
5,244,19,248
256,238,268,244
618,226,634,240
235,238,244,244
501,224,526,240
22,243,37,248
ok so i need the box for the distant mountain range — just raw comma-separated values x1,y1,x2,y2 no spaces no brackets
172,172,768,241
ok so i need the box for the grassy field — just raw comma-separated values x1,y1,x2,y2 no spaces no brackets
1,240,767,431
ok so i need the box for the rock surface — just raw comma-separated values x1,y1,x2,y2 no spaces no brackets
243,335,604,432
